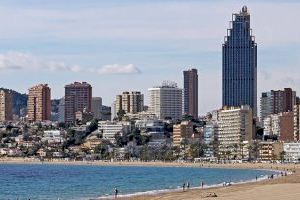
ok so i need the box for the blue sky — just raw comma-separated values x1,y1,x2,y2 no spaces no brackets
0,0,300,114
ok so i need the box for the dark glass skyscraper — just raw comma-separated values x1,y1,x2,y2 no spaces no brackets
222,6,257,116
184,68,198,119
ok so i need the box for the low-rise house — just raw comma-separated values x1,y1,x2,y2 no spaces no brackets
42,130,65,144
37,148,47,157
83,136,102,149
52,151,63,158
8,148,22,157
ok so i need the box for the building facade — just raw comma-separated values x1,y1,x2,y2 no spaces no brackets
64,82,92,124
58,97,65,123
173,121,194,146
284,142,300,162
260,88,297,122
183,68,198,119
148,81,182,120
91,97,102,119
293,105,300,141
217,105,253,158
203,122,217,158
0,90,13,121
114,91,144,115
263,112,294,142
222,6,257,116
27,84,51,122
259,142,283,161
98,121,131,144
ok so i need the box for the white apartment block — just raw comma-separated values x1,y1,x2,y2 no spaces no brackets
98,121,131,143
294,105,300,141
263,114,280,137
217,105,253,158
284,142,300,162
148,81,182,121
42,130,65,143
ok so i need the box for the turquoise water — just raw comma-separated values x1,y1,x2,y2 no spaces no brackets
0,163,276,200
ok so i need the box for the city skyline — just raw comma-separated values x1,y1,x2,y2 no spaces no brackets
0,1,300,115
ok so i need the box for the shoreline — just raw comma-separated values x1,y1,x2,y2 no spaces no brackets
1,158,299,200
1,157,297,170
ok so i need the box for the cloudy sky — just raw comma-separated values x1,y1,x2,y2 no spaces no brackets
0,0,300,114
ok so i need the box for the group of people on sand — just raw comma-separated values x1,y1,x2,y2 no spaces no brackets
182,180,205,191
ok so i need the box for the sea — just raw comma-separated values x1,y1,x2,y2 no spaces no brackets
0,163,278,200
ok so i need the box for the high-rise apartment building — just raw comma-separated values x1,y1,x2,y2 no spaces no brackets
64,82,92,124
27,84,51,122
183,68,198,119
294,105,300,141
114,91,144,115
91,97,102,119
222,6,257,116
148,81,182,120
263,112,294,142
260,88,297,122
0,90,13,121
217,105,254,158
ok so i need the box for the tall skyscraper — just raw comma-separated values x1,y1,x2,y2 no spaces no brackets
260,88,297,122
64,82,92,124
183,68,198,119
27,84,51,122
222,6,257,116
114,91,144,115
148,81,182,120
0,90,13,121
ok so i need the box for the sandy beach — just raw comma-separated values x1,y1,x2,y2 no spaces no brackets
1,158,300,200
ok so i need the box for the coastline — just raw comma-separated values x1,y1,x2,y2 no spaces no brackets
1,158,299,200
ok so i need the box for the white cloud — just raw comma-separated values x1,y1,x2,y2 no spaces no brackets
0,51,81,72
0,51,140,75
97,64,140,75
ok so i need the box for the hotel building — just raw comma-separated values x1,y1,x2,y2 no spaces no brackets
27,84,51,122
148,81,182,121
65,82,92,124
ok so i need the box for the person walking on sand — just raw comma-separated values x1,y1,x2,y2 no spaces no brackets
114,187,118,199
182,183,186,192
187,182,190,190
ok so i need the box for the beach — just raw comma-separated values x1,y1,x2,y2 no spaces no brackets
1,158,300,200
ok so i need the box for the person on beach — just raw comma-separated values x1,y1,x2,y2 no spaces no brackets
201,181,204,188
114,187,118,199
182,183,186,191
255,175,258,181
187,182,190,190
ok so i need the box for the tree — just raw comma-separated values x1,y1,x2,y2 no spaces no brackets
279,151,286,163
117,110,126,121
189,141,206,159
248,141,260,160
94,144,110,160
87,119,98,133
